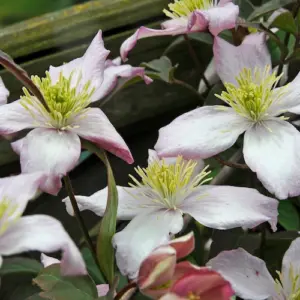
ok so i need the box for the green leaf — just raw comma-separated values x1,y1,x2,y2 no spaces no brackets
278,200,300,230
235,0,255,19
286,48,300,62
0,257,43,276
81,248,105,284
141,56,178,83
249,0,297,21
204,83,224,106
270,11,297,35
33,264,98,300
26,294,45,300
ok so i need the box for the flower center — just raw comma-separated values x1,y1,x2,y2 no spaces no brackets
0,198,19,234
275,267,300,300
129,156,211,210
163,0,215,18
216,66,286,122
20,71,95,130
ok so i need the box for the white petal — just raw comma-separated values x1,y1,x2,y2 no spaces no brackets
155,106,250,159
198,59,219,94
207,248,276,300
63,186,158,220
40,253,60,268
19,128,81,195
269,72,300,116
0,100,46,135
281,237,300,296
70,108,133,164
181,185,278,231
112,209,183,279
0,77,9,105
0,215,86,276
214,33,271,85
244,119,300,199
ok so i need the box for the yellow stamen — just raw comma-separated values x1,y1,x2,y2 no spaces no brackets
216,65,287,122
129,156,211,209
163,0,216,18
20,71,95,130
0,197,19,234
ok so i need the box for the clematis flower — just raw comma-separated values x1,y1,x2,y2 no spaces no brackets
0,173,86,276
0,31,152,195
120,0,239,61
207,238,300,300
155,33,300,199
0,77,9,105
41,253,109,296
63,149,278,279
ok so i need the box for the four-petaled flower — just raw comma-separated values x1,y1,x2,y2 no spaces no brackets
120,0,239,61
63,149,278,279
208,238,300,300
155,33,300,199
0,172,86,276
0,31,151,195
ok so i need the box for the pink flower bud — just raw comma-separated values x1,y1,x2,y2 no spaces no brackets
168,232,195,260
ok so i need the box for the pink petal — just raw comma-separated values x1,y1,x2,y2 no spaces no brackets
70,108,133,164
0,77,9,105
181,185,278,231
171,267,233,300
62,186,156,220
112,209,183,279
97,284,110,297
138,246,176,298
155,106,250,159
92,64,152,102
244,119,300,199
191,2,239,36
120,19,189,61
0,215,87,276
207,248,276,300
49,30,110,93
19,128,81,195
159,293,185,300
168,232,195,260
0,100,47,135
40,253,61,268
214,33,271,85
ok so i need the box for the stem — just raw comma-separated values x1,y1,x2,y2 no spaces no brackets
258,224,267,260
214,154,249,170
114,282,137,300
63,175,99,267
277,32,290,76
184,34,211,90
172,78,205,104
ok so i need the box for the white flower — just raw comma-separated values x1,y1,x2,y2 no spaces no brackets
155,33,300,199
63,149,278,279
208,238,300,300
0,77,9,105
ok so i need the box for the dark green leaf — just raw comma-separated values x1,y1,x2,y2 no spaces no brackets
33,264,98,300
141,56,178,83
26,294,45,300
235,0,255,19
79,220,102,246
0,50,47,109
0,257,42,276
81,248,105,284
249,0,296,21
204,83,224,106
270,11,297,35
278,200,300,230
286,48,300,62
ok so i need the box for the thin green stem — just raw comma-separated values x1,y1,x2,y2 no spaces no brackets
63,175,100,268
172,78,205,104
183,34,211,90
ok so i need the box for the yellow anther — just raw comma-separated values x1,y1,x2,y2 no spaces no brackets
20,71,95,129
216,65,287,122
129,156,211,209
0,197,19,234
163,0,215,18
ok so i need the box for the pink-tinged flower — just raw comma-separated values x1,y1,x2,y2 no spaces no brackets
41,253,108,295
63,149,278,279
0,173,86,276
207,238,300,300
155,33,300,200
162,267,234,300
120,0,239,61
0,31,143,195
0,77,9,105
